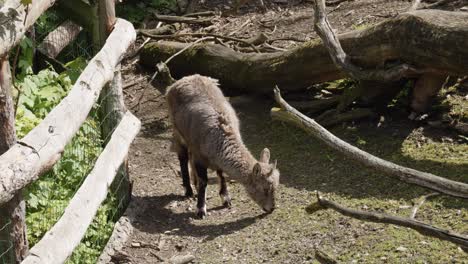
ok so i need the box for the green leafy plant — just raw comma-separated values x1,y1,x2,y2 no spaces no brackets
14,57,123,263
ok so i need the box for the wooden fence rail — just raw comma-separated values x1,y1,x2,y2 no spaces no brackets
21,112,141,264
0,18,136,205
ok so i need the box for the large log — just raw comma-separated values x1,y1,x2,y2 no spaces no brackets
0,0,56,57
139,10,468,95
22,112,141,264
37,20,82,58
0,19,136,205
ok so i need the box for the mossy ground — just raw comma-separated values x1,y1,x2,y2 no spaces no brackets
122,84,467,263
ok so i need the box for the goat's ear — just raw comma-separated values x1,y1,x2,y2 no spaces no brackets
259,148,270,163
273,159,277,170
253,163,262,177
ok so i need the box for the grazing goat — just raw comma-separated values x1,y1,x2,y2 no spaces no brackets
166,75,280,218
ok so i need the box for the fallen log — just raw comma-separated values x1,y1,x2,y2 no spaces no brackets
271,87,468,199
38,20,82,58
306,192,468,248
140,10,468,95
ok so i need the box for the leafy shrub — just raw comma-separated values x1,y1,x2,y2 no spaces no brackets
14,39,122,263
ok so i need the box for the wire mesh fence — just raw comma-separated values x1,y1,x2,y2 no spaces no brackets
0,219,13,264
0,5,131,264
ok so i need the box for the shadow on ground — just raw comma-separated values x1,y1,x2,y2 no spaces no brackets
131,194,262,241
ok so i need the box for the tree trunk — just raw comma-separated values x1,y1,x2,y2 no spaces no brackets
139,10,468,96
0,58,28,262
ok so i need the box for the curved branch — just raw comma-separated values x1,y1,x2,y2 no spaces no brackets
312,0,424,80
272,87,468,199
307,192,468,248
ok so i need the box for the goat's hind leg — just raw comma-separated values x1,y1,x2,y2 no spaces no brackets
217,170,231,208
189,151,199,190
194,162,208,219
175,145,194,197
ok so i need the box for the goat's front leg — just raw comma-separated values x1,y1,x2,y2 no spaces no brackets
194,162,208,219
217,170,231,208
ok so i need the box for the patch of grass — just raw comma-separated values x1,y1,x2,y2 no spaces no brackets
199,97,468,263
352,22,371,31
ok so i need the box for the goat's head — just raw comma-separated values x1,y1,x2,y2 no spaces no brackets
246,148,280,214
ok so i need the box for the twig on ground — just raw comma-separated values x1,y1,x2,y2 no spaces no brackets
315,248,338,264
267,37,307,44
263,43,287,52
183,11,217,17
409,0,422,11
152,13,213,26
326,0,351,6
132,87,147,112
410,192,439,219
125,38,151,60
228,19,251,36
420,0,454,9
307,191,468,248
140,32,260,53
327,3,343,14
123,77,146,90
149,37,213,83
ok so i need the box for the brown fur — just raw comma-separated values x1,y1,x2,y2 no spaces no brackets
166,75,280,216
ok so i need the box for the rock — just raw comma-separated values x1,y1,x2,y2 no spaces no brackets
396,246,407,252
170,254,195,264
131,242,141,248
460,6,468,12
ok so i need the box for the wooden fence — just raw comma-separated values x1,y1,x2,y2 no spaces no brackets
0,0,139,263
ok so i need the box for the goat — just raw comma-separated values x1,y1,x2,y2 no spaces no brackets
166,75,280,218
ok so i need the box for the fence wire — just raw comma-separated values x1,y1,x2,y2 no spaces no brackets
0,6,131,264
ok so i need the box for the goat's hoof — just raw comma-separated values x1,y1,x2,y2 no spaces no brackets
196,206,207,219
221,196,232,208
223,200,232,208
185,189,194,198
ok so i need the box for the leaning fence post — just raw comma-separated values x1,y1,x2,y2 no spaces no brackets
0,58,28,262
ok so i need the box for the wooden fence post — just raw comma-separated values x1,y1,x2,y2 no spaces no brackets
0,58,28,262
97,0,124,138
97,0,132,210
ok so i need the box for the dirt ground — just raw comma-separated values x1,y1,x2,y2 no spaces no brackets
114,1,468,263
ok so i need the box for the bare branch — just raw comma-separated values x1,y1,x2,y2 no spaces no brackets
312,0,424,81
307,192,468,248
271,87,468,199
409,0,422,11
410,192,439,219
